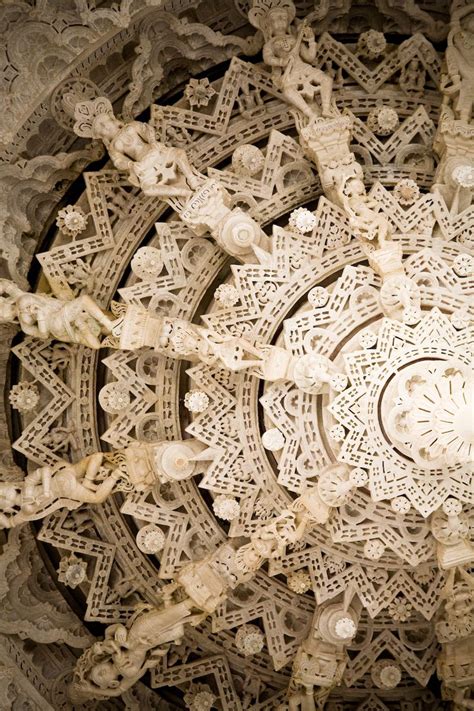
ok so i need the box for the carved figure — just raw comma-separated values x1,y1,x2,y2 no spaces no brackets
118,304,351,394
286,607,349,710
117,305,296,379
74,97,201,197
437,567,474,643
288,690,316,711
249,0,333,119
234,541,266,580
43,424,79,454
451,688,474,710
176,545,240,613
0,279,113,348
237,79,265,118
337,177,390,248
399,57,425,95
74,101,268,261
0,454,121,528
442,8,474,123
0,483,23,529
436,568,474,689
292,485,331,526
250,509,306,559
291,352,336,395
239,494,331,570
69,598,204,700
294,113,359,202
0,438,212,529
290,636,346,700
118,305,253,366
175,177,269,259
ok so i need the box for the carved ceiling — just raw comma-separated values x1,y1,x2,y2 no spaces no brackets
0,0,473,709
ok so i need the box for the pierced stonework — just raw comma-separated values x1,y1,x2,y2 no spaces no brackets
1,1,474,708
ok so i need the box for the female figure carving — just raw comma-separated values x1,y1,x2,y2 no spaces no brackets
337,177,390,249
69,598,203,700
74,97,201,197
442,8,474,123
0,454,122,528
249,0,333,119
0,279,113,348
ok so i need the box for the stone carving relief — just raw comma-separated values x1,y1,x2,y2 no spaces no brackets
0,526,91,647
443,6,474,125
74,97,201,199
0,1,261,287
248,0,334,119
1,0,473,708
0,279,114,348
433,5,474,213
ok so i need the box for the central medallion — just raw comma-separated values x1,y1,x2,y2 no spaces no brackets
383,359,474,469
330,309,474,516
